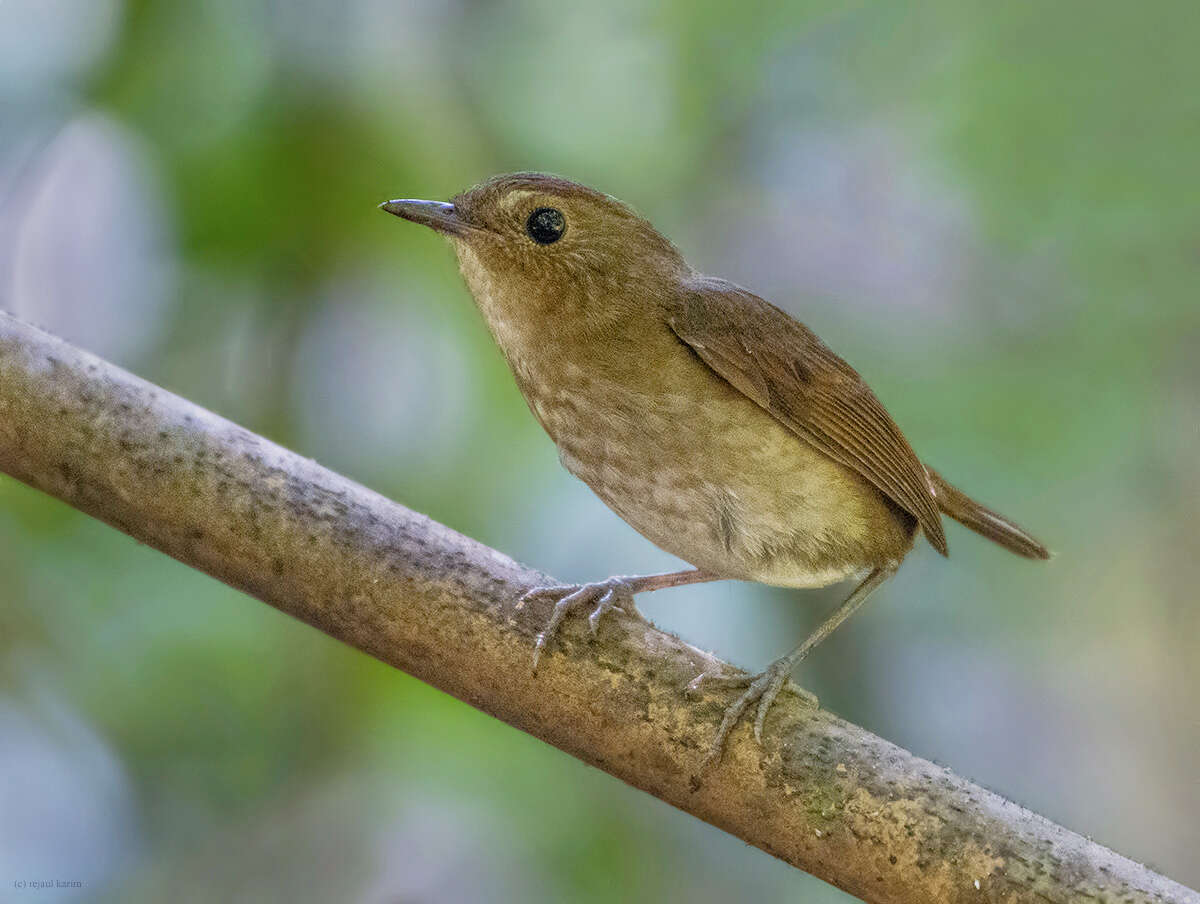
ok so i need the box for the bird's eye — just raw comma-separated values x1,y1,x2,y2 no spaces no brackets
526,207,565,245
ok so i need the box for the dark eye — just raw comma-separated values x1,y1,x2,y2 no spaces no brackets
526,207,565,244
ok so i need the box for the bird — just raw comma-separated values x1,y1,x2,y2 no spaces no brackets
380,172,1049,767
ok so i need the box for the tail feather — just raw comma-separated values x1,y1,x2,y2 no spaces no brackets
925,465,1051,560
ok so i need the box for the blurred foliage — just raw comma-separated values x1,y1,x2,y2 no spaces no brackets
1,1,1198,901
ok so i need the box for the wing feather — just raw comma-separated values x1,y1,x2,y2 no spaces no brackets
669,281,948,555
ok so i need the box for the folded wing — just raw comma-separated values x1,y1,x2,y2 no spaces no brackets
668,280,948,556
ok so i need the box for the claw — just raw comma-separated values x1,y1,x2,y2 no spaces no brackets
532,632,549,672
686,669,750,696
587,588,618,636
519,583,581,609
522,577,639,671
690,565,890,773
692,660,820,772
752,667,791,744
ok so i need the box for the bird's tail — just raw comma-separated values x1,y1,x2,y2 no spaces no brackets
925,465,1051,560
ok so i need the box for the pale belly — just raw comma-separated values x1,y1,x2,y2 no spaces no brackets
527,363,913,588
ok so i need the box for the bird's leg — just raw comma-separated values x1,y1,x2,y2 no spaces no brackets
690,564,897,770
522,569,719,671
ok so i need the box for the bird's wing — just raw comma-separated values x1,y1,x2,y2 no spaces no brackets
668,280,947,555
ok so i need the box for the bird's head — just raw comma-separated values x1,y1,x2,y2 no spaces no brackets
381,173,688,331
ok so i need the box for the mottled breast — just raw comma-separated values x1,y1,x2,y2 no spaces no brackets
452,243,915,585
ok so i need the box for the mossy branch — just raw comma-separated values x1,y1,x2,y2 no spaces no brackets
0,311,1195,904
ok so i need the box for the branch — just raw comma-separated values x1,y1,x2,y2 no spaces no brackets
0,310,1194,904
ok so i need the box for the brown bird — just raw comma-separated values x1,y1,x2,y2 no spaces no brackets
381,173,1049,766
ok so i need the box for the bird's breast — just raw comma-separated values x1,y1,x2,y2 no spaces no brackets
451,247,914,582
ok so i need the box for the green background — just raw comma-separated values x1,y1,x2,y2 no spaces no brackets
1,1,1197,900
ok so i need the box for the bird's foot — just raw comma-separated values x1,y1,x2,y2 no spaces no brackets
687,659,819,771
520,577,648,672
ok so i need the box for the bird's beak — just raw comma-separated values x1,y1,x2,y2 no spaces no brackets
378,199,468,236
